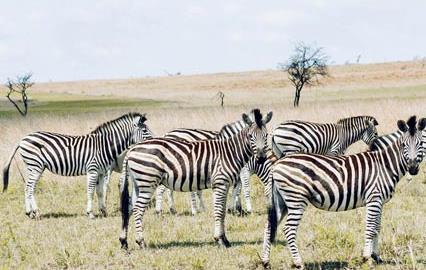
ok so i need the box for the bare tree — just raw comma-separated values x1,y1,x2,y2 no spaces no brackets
279,43,329,107
214,91,225,107
5,73,34,116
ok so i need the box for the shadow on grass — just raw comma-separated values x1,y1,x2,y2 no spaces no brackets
40,212,79,219
304,261,348,270
146,239,287,249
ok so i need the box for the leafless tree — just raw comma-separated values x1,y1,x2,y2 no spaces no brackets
214,91,225,107
279,43,329,107
5,73,34,116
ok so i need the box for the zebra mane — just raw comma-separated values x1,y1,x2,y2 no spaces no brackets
407,115,417,136
337,115,377,126
252,108,263,128
90,112,145,134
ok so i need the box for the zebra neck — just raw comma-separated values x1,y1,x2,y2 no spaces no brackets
94,125,133,160
219,129,252,167
338,124,366,152
379,141,408,182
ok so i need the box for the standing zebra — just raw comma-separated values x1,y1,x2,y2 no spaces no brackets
156,120,254,215
119,109,272,249
2,113,152,219
370,129,426,181
261,116,426,269
272,116,379,157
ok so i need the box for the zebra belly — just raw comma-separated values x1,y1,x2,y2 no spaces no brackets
162,173,211,192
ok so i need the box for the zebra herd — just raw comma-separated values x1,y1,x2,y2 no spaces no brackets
3,110,425,269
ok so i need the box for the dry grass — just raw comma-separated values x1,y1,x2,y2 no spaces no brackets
1,61,426,269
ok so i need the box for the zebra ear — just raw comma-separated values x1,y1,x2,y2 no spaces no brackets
373,118,378,126
262,111,273,125
397,120,408,132
242,113,253,125
418,118,426,131
139,114,147,125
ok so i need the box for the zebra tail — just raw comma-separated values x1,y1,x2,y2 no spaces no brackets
3,145,19,192
268,177,278,243
119,156,130,228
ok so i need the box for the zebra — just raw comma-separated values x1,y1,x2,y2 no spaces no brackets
261,116,426,269
370,129,426,181
272,116,379,158
119,109,272,249
106,124,252,216
160,125,253,215
2,112,153,219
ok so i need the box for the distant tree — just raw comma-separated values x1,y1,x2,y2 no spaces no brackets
356,54,362,64
279,43,329,107
214,91,225,107
5,73,34,116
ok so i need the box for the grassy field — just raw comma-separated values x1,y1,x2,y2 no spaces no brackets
1,61,426,269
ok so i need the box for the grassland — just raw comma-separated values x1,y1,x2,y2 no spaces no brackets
0,61,426,269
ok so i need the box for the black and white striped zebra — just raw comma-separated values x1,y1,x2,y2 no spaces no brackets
261,116,426,269
369,129,426,181
119,109,272,249
2,113,152,219
157,121,254,215
272,116,379,158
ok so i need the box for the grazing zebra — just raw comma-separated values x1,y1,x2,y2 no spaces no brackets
261,116,426,269
272,116,379,158
119,109,272,249
2,113,152,219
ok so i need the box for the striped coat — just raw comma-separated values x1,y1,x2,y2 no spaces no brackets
261,116,426,269
3,113,152,219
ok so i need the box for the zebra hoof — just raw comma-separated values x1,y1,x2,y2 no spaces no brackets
214,235,231,248
27,210,41,220
100,208,108,217
262,261,271,269
87,212,96,219
136,238,146,249
371,253,383,264
119,238,128,250
169,208,177,215
291,263,304,269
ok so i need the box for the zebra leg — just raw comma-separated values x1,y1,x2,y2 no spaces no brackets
240,166,252,214
166,188,177,215
96,173,107,217
155,185,166,215
261,188,288,268
102,169,113,212
190,192,198,216
228,180,242,215
86,171,99,219
283,201,307,269
25,166,44,219
133,183,158,249
197,190,205,212
363,201,383,264
212,176,231,247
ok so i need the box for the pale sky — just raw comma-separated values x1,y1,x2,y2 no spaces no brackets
0,0,425,82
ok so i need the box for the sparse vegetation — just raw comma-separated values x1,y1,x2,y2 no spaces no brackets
5,73,34,116
278,43,329,107
0,61,425,269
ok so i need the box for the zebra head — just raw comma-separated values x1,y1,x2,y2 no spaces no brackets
242,109,273,162
397,116,426,176
361,116,379,145
132,113,153,143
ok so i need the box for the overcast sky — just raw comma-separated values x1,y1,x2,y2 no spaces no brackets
0,0,425,82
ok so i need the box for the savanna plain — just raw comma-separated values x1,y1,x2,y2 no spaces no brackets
1,61,426,269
